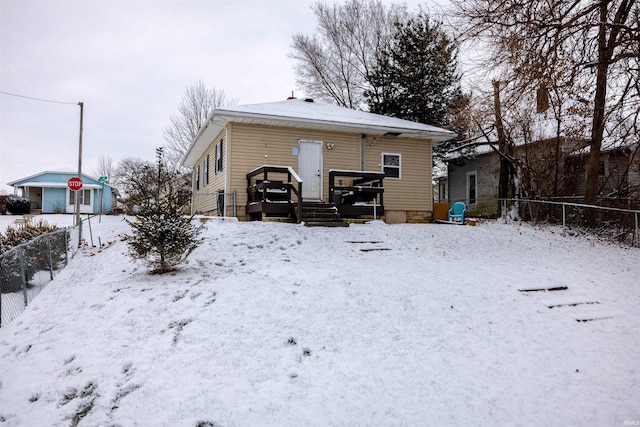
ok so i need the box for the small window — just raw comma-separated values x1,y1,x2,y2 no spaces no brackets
598,159,609,176
438,182,447,202
203,155,209,186
215,139,224,173
195,166,200,191
382,153,401,179
467,171,477,205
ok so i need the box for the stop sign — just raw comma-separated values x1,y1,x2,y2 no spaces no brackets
67,177,83,191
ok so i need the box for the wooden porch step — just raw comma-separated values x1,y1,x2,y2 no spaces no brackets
305,220,349,227
299,201,348,227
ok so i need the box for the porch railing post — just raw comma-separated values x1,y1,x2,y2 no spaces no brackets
298,182,303,224
262,169,268,202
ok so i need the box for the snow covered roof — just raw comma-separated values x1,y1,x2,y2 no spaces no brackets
183,98,457,167
7,170,111,189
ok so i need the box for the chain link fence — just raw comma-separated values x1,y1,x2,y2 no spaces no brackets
499,198,640,247
0,226,79,327
0,214,132,327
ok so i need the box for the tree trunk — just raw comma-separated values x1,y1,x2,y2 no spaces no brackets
493,80,510,214
584,1,612,225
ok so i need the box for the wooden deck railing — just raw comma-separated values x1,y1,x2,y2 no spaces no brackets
246,165,303,223
328,170,384,219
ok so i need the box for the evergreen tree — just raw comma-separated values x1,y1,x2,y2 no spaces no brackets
365,11,461,129
125,148,202,274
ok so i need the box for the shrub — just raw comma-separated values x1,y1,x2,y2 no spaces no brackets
0,219,59,255
5,196,31,214
0,195,7,215
0,219,64,293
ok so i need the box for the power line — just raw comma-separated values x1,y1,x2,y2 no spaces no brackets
0,90,77,105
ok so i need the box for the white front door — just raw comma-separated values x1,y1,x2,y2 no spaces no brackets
298,140,323,200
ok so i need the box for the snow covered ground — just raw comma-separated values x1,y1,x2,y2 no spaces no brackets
0,217,638,426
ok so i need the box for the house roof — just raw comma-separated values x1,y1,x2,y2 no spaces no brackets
7,170,112,189
182,98,457,167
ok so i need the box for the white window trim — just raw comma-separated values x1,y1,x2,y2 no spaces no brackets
381,152,401,180
466,171,477,205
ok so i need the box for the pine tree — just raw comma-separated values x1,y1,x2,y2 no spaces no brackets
365,10,461,128
125,148,202,274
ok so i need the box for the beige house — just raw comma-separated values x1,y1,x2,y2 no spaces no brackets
182,98,455,224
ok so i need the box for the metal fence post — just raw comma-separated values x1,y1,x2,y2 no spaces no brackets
64,228,69,265
19,247,28,307
47,236,54,280
78,221,83,251
635,212,640,246
562,203,566,236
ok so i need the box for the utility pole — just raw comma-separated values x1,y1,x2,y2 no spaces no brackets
76,102,84,226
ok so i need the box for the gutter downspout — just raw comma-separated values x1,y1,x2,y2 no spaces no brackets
191,169,196,216
224,126,229,217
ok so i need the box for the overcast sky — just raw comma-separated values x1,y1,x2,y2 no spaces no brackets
0,0,445,194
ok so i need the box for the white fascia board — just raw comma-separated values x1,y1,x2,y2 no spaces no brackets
213,108,456,143
15,182,104,189
182,116,227,167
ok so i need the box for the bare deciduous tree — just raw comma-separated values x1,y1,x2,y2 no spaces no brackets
112,157,153,203
290,0,407,109
93,155,115,183
452,0,639,219
163,80,237,172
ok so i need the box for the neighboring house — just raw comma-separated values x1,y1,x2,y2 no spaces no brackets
7,171,115,214
181,98,456,224
446,138,640,216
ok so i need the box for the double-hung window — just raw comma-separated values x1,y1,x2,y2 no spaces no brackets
203,155,209,186
69,189,91,206
215,139,224,174
381,153,401,179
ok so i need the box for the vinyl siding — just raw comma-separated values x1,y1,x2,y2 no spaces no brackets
228,123,361,210
192,130,226,214
363,136,433,212
190,122,436,219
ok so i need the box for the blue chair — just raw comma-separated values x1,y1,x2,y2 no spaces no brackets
448,202,467,224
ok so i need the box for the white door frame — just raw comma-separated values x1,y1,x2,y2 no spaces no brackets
298,140,323,200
